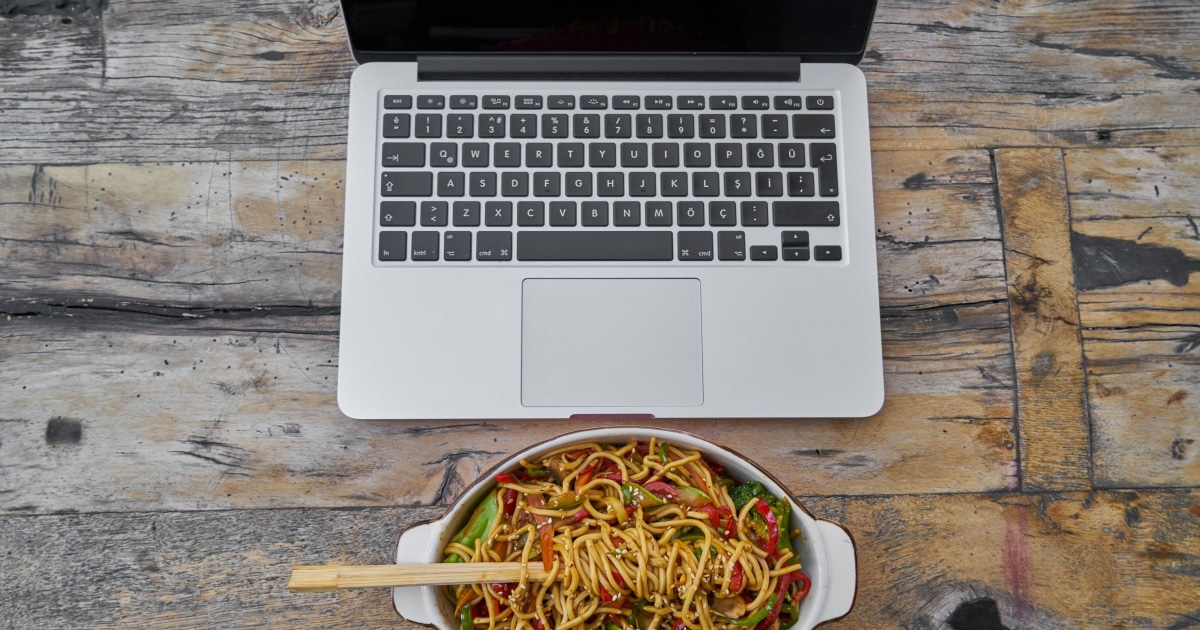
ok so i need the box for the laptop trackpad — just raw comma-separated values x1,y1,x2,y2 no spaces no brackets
522,279,704,407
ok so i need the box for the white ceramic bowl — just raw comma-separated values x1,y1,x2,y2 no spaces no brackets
393,427,857,629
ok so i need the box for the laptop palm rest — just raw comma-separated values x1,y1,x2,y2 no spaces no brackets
521,279,704,407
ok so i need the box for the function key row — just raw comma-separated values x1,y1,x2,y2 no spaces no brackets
382,113,835,139
384,94,835,111
378,230,842,262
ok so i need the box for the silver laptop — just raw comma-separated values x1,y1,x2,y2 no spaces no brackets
336,1,884,419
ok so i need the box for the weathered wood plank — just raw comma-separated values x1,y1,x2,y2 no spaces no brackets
3,490,1197,628
3,0,1200,162
995,149,1090,491
1065,147,1200,488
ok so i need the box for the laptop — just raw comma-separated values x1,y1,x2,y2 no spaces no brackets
336,1,884,419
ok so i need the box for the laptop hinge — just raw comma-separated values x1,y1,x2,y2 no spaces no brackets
417,55,800,82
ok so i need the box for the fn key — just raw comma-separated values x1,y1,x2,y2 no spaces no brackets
379,231,407,261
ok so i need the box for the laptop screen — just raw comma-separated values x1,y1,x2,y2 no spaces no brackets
342,1,878,61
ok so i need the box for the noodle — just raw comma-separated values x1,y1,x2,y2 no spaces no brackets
443,441,813,630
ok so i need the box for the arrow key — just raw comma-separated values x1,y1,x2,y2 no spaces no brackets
792,114,835,139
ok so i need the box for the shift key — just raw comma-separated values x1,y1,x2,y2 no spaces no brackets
810,142,838,197
381,171,432,196
773,201,840,227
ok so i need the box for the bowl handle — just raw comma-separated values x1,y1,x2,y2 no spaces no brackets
814,519,857,624
393,521,441,625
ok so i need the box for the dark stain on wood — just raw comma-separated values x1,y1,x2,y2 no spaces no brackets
1032,351,1054,379
134,550,160,573
0,0,105,17
1125,506,1142,527
903,172,933,189
1071,232,1200,291
1172,439,1195,461
1167,389,1189,405
44,417,82,445
258,51,285,61
947,598,1011,630
1176,333,1200,354
1028,33,1200,81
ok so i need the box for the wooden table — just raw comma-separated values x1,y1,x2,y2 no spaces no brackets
2,0,1198,627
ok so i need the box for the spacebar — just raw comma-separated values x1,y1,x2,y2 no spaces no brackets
518,231,674,261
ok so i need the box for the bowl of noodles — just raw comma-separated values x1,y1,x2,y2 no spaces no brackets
392,428,856,630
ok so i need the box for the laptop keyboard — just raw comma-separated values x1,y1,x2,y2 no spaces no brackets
375,91,844,264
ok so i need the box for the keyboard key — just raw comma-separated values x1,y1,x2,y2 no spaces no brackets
447,113,474,138
417,95,444,109
677,201,704,226
677,231,714,261
621,142,648,167
476,231,512,261
548,95,576,109
581,201,608,226
430,142,457,167
781,231,810,247
517,201,545,226
437,172,464,196
383,113,411,138
678,96,704,109
693,172,719,197
479,114,506,137
533,172,560,197
783,247,810,261
379,231,407,261
636,114,663,138
414,113,442,137
581,95,608,109
773,96,802,110
779,143,806,167
699,114,726,138
788,172,815,197
661,172,688,197
380,201,416,226
756,172,784,197
725,172,752,197
597,171,624,196
549,201,577,226
450,95,477,109
750,245,778,261
652,143,680,167
646,201,672,226
710,96,737,110
462,143,489,167
762,114,788,138
742,96,769,110
715,143,742,167
614,201,640,226
485,201,512,226
718,231,746,260
629,172,656,196
453,201,480,226
709,201,736,226
565,171,592,196
420,201,448,226
730,114,757,138
807,95,835,110
518,231,672,261
501,172,529,196
542,114,569,138
381,142,424,167
526,143,552,167
469,172,496,197
384,95,412,109
483,95,510,109
613,95,640,109
604,114,632,138
444,231,472,260
683,143,711,167
381,171,431,196
412,231,439,260
667,114,695,138
494,143,521,167
748,143,774,168
793,114,836,138
510,114,537,138
589,143,617,167
573,114,600,138
741,201,769,226
516,95,543,109
773,201,840,226
815,245,842,261
646,96,672,109
557,143,584,167
811,143,839,196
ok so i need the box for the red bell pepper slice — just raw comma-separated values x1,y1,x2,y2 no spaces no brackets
525,493,555,571
697,504,721,527
753,573,791,630
672,619,687,630
495,473,518,484
718,506,738,539
754,501,779,556
643,481,678,499
792,572,812,602
729,560,744,593
576,461,599,489
571,508,589,523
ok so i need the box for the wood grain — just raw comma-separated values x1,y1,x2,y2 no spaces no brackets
3,0,1200,163
995,149,1090,491
3,491,1196,628
1065,147,1200,489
